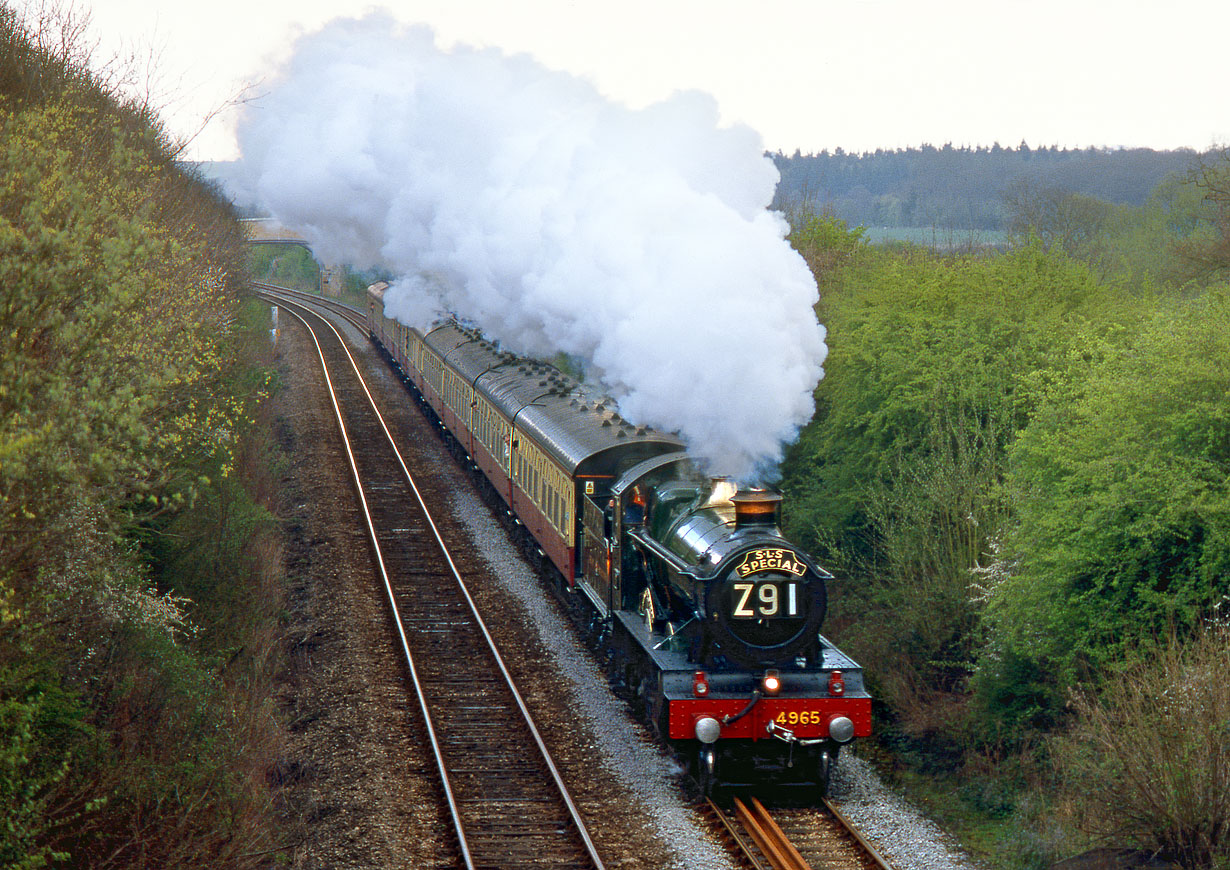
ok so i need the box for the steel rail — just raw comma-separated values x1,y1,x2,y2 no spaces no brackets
704,798,771,870
265,282,902,870
266,291,605,870
733,797,812,870
274,299,477,867
266,282,898,870
821,796,896,870
707,794,898,870
255,282,364,326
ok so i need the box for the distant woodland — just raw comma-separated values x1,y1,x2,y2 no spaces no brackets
771,144,1200,229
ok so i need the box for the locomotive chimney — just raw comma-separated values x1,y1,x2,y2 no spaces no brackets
731,489,782,530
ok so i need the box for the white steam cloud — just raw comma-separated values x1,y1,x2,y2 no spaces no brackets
238,14,826,480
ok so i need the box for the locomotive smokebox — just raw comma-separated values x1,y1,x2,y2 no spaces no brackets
731,489,782,530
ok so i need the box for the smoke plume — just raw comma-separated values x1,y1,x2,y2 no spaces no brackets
238,14,826,480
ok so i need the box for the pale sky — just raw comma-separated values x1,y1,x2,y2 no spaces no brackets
75,0,1230,162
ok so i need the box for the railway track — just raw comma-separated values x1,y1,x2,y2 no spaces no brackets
258,283,901,870
258,286,604,870
705,795,895,870
258,282,367,331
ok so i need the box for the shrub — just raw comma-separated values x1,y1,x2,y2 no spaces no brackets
785,209,867,282
1052,625,1230,868
782,242,1128,739
0,681,89,870
979,292,1230,729
0,6,281,863
248,242,320,292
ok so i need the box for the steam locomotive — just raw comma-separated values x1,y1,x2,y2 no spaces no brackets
367,283,871,794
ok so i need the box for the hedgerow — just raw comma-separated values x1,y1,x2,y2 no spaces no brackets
1,4,284,866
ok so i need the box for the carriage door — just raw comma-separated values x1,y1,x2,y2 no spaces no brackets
581,492,616,611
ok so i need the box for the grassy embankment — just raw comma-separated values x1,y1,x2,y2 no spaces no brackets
1,4,292,866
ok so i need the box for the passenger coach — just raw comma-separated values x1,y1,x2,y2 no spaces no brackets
368,283,684,592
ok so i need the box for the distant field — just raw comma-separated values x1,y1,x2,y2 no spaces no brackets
861,226,1010,249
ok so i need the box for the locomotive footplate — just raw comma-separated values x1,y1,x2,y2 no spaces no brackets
612,610,872,743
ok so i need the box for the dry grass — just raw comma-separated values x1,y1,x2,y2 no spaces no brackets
1053,624,1230,868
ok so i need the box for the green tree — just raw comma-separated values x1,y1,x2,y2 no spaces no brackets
1176,147,1230,279
1002,180,1115,256
781,242,1128,730
978,294,1230,725
247,242,321,292
1081,173,1208,286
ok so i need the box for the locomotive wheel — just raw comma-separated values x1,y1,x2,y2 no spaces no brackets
637,672,669,739
620,662,639,698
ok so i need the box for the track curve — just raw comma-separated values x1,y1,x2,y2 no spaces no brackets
259,287,605,870
258,284,904,870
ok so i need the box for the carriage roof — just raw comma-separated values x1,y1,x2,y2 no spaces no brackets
421,322,683,474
